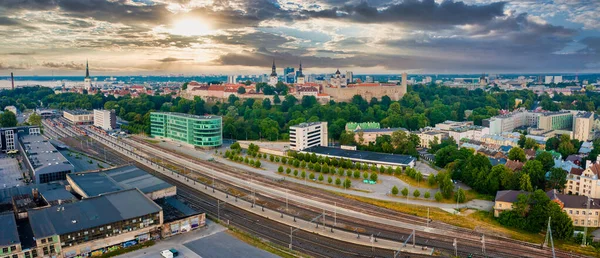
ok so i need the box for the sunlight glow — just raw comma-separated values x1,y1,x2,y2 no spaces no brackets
170,18,213,36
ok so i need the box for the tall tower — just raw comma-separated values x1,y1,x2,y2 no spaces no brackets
269,60,278,86
401,72,407,88
296,61,305,85
83,60,92,91
10,72,14,90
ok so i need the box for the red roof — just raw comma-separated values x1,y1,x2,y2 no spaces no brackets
506,160,524,171
208,85,225,91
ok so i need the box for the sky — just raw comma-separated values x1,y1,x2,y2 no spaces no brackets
0,0,599,76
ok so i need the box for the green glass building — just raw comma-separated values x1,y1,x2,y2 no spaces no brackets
150,112,222,148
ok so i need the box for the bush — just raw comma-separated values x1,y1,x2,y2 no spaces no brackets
281,157,288,164
455,188,466,203
424,191,431,199
285,168,291,174
275,157,280,162
270,155,274,162
394,167,402,175
318,174,324,181
434,192,443,202
343,178,352,188
328,176,333,184
391,186,399,195
309,173,315,180
363,172,369,180
427,175,436,186
338,169,345,177
249,160,255,166
301,171,306,178
353,171,360,178
335,178,342,186
293,170,298,176
346,170,353,177
254,160,261,168
413,189,421,198
401,187,409,197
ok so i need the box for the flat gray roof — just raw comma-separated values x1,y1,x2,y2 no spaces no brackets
28,188,161,238
20,134,72,173
290,122,324,129
67,165,173,197
40,188,77,203
301,146,415,166
0,212,19,247
64,110,92,115
0,182,67,205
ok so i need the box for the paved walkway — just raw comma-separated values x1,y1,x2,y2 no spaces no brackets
151,139,492,211
86,129,433,255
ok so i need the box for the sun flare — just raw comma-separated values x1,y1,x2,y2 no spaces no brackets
170,18,213,36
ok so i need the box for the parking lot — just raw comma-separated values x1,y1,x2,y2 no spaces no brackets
0,155,25,188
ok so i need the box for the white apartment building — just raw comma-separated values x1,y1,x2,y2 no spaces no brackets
573,112,594,142
566,161,600,197
418,130,447,148
289,122,328,151
448,126,490,145
93,109,117,130
487,111,540,135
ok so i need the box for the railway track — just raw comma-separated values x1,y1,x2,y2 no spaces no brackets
75,127,585,257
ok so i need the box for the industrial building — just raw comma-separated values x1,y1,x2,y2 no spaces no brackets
67,165,176,200
18,134,74,184
289,122,328,151
93,109,117,130
63,110,93,125
300,146,416,168
0,126,40,153
0,212,20,258
28,188,163,258
150,112,222,148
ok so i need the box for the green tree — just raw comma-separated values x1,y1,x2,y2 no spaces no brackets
343,178,352,188
524,138,539,150
285,167,291,174
353,170,360,178
391,185,399,195
300,170,306,178
293,170,298,176
508,147,526,162
370,172,378,182
0,110,17,127
278,165,284,173
237,86,246,94
363,172,369,180
28,113,42,126
335,177,341,186
519,174,533,192
318,174,324,181
518,134,526,148
413,189,421,198
547,168,567,191
535,151,555,172
309,172,315,180
328,176,333,184
434,192,443,202
427,175,436,186
255,160,261,168
424,191,431,199
522,160,545,190
401,187,409,197
455,188,465,203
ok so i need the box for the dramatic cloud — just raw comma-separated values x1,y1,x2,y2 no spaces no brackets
303,0,506,27
42,61,85,70
156,57,193,63
0,0,597,74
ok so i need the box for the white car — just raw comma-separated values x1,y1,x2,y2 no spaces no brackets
160,250,173,258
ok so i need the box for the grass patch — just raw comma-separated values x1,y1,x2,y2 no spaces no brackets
395,174,437,189
97,240,155,258
333,193,598,257
144,139,160,144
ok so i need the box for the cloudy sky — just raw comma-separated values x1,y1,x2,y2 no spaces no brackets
0,0,599,76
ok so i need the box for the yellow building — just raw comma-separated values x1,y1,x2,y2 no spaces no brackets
418,131,447,148
566,161,600,197
63,110,94,125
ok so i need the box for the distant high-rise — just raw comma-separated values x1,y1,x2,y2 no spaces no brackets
365,76,373,83
401,72,407,88
227,75,236,84
10,72,14,90
544,76,553,84
284,67,295,83
554,76,563,84
269,60,278,86
346,71,353,84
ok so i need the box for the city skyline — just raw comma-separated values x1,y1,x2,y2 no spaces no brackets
0,0,599,75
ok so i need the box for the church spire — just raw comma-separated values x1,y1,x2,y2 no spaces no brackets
270,60,277,76
85,59,90,79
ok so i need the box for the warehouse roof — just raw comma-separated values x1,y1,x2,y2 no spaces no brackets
40,188,77,204
67,165,173,197
301,146,415,166
0,212,19,247
28,188,161,238
20,134,72,172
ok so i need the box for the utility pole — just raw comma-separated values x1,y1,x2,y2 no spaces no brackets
427,207,430,228
453,238,457,257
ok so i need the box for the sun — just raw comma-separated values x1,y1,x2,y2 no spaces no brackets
170,18,213,36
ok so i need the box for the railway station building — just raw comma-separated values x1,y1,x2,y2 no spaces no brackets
63,110,94,125
299,146,416,169
150,112,222,148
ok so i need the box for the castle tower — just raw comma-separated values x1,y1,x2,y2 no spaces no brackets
269,60,278,86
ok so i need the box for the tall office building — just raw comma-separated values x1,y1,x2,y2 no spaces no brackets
227,75,236,84
284,67,295,83
574,112,594,141
545,76,553,84
93,109,117,130
150,112,222,148
289,122,328,151
554,76,563,84
346,71,353,84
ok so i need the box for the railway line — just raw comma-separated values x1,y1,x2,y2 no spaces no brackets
46,124,585,257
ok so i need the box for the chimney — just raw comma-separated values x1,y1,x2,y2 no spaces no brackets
10,72,14,90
